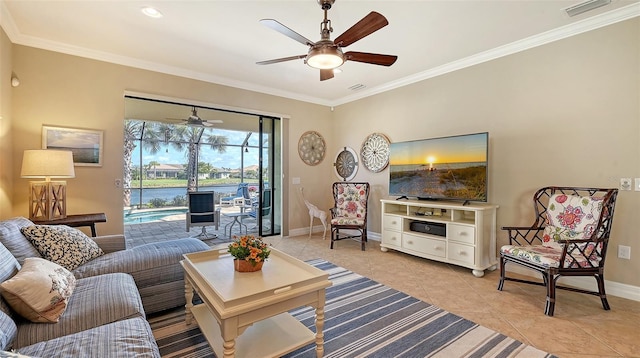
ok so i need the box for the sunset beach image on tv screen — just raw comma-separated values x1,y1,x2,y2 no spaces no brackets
388,132,488,201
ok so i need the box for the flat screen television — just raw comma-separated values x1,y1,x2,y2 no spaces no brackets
388,132,488,203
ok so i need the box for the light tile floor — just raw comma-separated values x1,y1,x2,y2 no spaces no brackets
127,220,640,358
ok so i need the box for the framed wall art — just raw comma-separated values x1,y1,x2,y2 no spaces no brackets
298,130,326,166
42,125,104,167
361,132,390,173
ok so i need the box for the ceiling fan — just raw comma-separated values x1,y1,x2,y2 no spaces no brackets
256,0,398,81
173,107,223,127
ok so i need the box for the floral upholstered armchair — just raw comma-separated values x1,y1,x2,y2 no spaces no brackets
330,182,370,251
498,186,618,316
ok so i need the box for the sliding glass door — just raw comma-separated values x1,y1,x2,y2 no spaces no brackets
123,96,281,237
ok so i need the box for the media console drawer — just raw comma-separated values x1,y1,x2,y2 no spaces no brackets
403,233,445,258
383,215,402,231
448,224,475,244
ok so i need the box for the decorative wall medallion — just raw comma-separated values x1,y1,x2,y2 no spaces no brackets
334,146,358,181
298,131,326,166
361,133,390,173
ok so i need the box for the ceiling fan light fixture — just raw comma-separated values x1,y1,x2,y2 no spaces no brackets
306,46,344,69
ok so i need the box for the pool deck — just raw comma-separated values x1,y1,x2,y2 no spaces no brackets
125,205,260,247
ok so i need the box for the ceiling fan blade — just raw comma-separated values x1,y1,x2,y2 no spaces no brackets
320,69,334,81
344,51,397,66
256,54,307,65
203,119,223,124
334,12,389,48
260,19,315,46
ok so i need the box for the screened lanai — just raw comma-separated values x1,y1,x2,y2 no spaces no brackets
123,96,281,238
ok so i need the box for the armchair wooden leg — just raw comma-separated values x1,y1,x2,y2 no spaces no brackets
544,273,557,316
497,255,506,291
595,273,611,311
330,227,336,249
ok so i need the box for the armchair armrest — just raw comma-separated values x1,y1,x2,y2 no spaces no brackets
92,234,126,253
501,226,545,246
329,207,337,219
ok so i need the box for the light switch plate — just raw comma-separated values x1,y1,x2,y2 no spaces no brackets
635,178,640,191
620,178,632,191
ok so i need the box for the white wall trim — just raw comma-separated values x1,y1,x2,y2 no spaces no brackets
3,1,638,107
333,2,640,106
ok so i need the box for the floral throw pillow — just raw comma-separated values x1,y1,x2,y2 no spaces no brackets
0,257,76,323
20,225,104,271
542,193,603,249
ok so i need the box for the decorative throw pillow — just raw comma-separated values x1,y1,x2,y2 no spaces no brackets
20,225,104,271
542,193,603,249
0,257,76,323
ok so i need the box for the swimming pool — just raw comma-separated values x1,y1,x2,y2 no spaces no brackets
124,208,187,224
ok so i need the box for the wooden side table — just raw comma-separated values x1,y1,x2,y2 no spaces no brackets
33,213,107,237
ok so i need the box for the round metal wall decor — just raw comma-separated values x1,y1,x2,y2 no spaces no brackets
298,131,326,166
360,133,390,173
334,146,358,181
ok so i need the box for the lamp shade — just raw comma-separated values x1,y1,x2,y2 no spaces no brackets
306,46,344,70
21,150,75,179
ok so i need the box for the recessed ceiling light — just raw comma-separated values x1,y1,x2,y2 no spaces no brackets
141,6,163,18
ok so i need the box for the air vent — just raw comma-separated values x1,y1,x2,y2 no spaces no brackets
564,0,611,17
348,84,366,91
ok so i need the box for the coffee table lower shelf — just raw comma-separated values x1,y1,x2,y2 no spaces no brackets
191,304,315,357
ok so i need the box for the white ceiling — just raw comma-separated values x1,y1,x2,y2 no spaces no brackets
2,0,639,107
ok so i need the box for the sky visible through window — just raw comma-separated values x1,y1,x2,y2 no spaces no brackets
132,128,261,169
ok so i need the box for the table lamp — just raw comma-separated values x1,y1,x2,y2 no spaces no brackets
21,149,75,221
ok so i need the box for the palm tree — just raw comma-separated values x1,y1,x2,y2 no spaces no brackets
170,126,228,192
123,120,175,207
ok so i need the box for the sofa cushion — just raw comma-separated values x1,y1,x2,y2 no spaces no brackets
72,238,209,314
16,317,160,358
0,258,76,323
13,273,144,348
0,310,17,352
20,225,104,271
0,218,40,265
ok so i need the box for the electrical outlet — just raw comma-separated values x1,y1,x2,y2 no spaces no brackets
618,245,631,260
635,178,640,191
620,178,632,191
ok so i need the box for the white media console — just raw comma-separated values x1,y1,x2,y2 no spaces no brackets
380,199,499,277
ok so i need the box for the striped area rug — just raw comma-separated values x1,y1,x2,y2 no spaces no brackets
149,259,555,358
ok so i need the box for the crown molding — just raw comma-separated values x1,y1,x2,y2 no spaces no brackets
2,1,638,107
332,2,640,107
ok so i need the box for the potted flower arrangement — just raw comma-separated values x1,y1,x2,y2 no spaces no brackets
228,235,271,272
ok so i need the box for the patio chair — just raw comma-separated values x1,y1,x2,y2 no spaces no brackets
249,188,272,231
498,186,618,316
219,183,250,207
330,182,370,251
186,191,219,239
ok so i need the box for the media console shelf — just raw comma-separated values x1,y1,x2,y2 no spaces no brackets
380,199,498,277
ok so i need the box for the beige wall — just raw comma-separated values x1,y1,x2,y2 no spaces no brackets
7,45,333,237
0,28,13,218
333,18,640,287
2,18,639,288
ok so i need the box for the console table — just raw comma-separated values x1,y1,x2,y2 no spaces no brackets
33,213,107,237
380,199,498,277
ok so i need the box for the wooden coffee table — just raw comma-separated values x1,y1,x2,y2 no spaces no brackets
181,247,332,358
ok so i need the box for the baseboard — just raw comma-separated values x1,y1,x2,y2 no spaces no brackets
506,265,640,302
289,226,382,241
